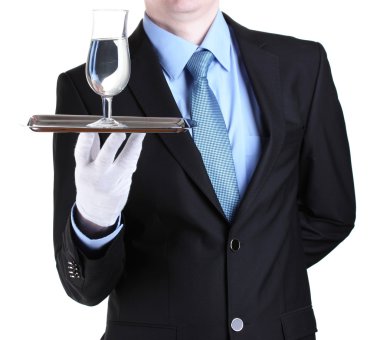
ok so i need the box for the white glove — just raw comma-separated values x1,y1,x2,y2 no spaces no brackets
74,132,145,227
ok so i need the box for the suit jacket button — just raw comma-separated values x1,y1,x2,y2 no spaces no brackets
230,239,240,251
231,318,244,332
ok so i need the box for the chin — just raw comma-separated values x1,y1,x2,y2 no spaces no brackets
163,0,218,14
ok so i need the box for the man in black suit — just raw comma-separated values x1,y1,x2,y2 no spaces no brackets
53,1,356,339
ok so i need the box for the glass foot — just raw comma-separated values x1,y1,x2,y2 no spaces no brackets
86,117,126,128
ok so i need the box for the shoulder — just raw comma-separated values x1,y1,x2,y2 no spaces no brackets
57,62,90,98
223,13,323,67
60,63,86,85
56,63,99,115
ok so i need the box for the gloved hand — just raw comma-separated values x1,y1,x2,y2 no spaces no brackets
74,132,145,227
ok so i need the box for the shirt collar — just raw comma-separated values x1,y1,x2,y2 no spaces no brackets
143,10,231,80
200,11,231,72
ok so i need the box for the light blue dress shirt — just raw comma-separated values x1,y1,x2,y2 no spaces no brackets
73,10,264,250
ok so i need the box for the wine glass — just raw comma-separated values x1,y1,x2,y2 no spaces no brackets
85,9,131,128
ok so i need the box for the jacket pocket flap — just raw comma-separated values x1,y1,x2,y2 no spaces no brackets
280,305,317,339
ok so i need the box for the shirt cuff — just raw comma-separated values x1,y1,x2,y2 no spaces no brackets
71,204,124,250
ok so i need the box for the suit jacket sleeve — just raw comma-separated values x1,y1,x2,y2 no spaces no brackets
297,43,356,268
53,72,126,306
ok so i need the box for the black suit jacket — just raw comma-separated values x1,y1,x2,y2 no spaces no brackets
53,14,356,340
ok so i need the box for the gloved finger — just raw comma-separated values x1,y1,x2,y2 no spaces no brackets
114,133,146,170
74,133,96,165
90,133,100,162
95,133,127,168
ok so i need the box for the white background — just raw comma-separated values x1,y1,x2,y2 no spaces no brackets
0,0,379,339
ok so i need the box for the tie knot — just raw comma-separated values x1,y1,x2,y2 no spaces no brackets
186,50,214,80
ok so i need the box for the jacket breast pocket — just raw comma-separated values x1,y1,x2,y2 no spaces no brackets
105,321,177,340
280,305,317,340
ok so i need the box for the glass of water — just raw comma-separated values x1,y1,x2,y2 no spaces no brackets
85,9,130,128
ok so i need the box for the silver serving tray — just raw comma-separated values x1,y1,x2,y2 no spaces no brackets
28,114,196,133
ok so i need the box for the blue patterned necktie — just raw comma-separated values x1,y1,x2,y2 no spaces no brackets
186,50,240,222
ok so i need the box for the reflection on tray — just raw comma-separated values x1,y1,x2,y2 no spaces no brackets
28,115,196,133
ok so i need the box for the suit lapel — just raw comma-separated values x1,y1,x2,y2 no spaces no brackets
126,18,285,224
223,15,286,224
126,23,226,219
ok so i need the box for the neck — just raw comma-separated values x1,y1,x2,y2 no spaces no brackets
146,7,219,45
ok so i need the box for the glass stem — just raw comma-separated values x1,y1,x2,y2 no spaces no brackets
102,96,113,120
